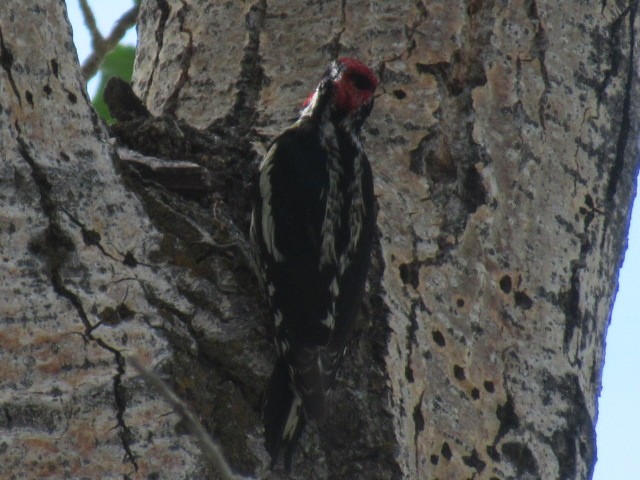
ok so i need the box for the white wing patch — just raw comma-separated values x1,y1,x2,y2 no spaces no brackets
347,151,366,256
283,392,303,440
319,122,343,268
259,145,285,262
278,336,289,355
321,311,335,329
274,308,283,328
330,277,339,296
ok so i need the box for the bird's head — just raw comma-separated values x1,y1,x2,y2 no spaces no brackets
302,57,378,122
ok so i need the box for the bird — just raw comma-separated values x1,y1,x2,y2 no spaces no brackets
250,57,378,471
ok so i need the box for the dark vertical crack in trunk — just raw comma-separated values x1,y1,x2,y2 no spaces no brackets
223,0,266,133
163,0,194,116
604,4,636,207
140,0,171,103
16,135,139,473
0,27,21,105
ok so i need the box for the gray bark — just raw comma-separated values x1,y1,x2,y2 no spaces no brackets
1,1,638,479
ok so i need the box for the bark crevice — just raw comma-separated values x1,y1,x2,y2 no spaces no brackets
16,136,139,472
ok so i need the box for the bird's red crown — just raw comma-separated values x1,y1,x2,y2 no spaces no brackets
303,57,378,116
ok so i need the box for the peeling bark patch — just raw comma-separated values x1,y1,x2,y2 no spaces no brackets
499,275,512,294
112,353,138,471
392,89,407,100
495,393,519,444
61,207,121,263
501,441,538,477
594,6,629,105
462,448,486,473
0,27,20,105
410,7,492,240
99,306,121,325
105,77,152,121
3,406,12,429
81,227,102,246
542,372,596,479
486,444,499,461
412,390,426,469
408,126,457,181
432,330,446,347
405,299,423,383
558,264,581,352
413,397,425,435
467,0,483,16
513,290,533,310
99,304,136,326
123,251,138,267
399,261,420,288
580,194,604,231
50,58,58,78
440,441,452,461
116,303,135,321
405,364,414,382
462,164,487,214
524,0,551,130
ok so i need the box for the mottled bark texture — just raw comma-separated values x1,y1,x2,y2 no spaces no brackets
1,1,638,479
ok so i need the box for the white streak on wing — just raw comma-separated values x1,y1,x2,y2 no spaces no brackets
330,277,339,296
249,208,257,243
274,308,283,328
340,139,368,274
299,91,318,119
321,311,335,329
250,208,268,288
283,393,302,440
347,150,365,255
319,121,343,268
259,145,284,262
279,336,288,354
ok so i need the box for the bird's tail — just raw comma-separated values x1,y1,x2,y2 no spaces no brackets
263,357,306,471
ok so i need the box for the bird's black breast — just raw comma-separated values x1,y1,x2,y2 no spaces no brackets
252,117,374,348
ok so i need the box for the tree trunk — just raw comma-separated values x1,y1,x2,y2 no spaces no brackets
1,1,638,479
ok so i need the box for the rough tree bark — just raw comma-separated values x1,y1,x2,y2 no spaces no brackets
1,1,638,479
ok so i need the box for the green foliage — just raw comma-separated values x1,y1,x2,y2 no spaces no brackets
92,44,136,123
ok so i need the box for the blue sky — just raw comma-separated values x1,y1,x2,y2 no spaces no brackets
66,1,638,477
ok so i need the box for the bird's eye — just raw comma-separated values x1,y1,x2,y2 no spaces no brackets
350,73,374,91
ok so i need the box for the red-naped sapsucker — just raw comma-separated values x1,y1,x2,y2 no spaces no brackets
251,57,378,470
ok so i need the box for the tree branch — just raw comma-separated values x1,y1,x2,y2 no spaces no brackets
127,355,254,480
80,2,139,80
78,0,102,43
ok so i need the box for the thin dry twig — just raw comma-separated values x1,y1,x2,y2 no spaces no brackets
79,1,139,80
127,355,253,480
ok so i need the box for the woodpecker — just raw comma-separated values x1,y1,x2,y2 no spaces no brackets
251,57,378,470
